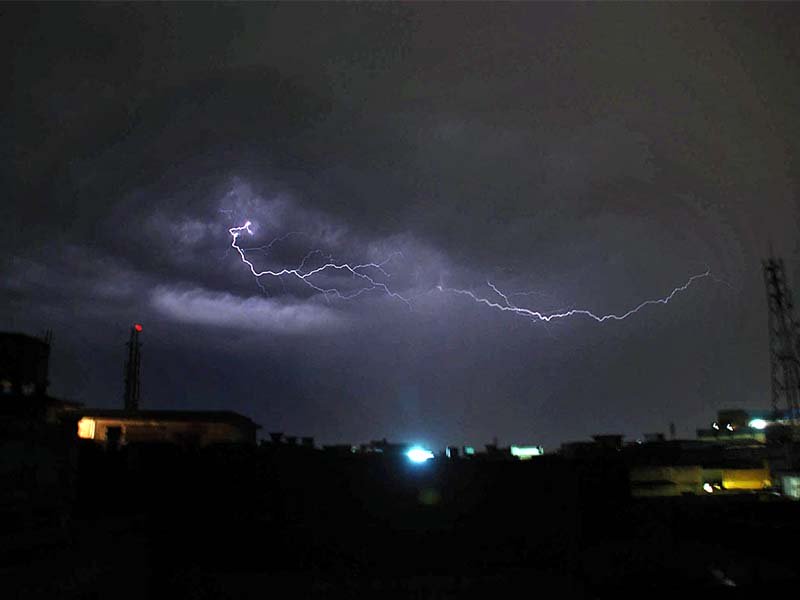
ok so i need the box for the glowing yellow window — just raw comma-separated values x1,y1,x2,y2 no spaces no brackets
77,418,96,439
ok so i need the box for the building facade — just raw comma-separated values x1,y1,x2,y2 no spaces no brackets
76,410,260,449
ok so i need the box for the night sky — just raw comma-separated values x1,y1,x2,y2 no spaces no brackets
3,3,800,450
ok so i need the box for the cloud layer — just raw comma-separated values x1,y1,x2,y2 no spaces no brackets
3,3,799,448
151,285,347,334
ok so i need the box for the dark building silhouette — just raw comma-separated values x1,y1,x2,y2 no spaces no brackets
0,331,51,397
3,328,800,595
0,332,81,532
1,327,262,452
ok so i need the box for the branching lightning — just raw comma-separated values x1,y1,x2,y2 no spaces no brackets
229,221,409,305
438,270,712,323
229,220,713,325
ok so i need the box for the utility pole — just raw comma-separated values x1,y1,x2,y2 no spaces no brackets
123,323,143,412
763,257,800,424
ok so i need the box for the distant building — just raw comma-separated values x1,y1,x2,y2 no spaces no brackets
629,464,772,497
557,429,774,497
321,444,359,456
320,439,440,460
629,465,704,497
626,436,772,497
560,434,624,459
627,438,772,497
359,438,409,456
76,409,260,449
0,330,82,427
261,432,315,448
0,331,80,528
0,331,51,397
696,408,777,443
71,324,261,449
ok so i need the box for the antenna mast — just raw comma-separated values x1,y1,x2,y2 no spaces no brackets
763,257,800,423
123,323,143,412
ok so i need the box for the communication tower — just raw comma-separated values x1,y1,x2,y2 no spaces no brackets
123,323,143,412
763,257,800,423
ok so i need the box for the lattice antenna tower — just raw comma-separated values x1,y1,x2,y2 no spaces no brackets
763,256,800,423
123,323,143,412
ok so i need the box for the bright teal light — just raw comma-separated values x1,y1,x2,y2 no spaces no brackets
510,445,543,459
748,418,768,430
406,447,434,463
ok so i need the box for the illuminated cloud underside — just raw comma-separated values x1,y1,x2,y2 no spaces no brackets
151,286,346,333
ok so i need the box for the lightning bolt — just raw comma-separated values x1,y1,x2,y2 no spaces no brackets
229,220,713,325
229,221,409,306
438,270,712,323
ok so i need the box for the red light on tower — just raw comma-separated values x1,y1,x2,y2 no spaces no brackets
134,323,143,332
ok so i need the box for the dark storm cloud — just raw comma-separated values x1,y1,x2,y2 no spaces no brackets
3,3,800,448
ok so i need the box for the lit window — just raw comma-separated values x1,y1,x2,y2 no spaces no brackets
77,418,96,439
510,445,543,459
